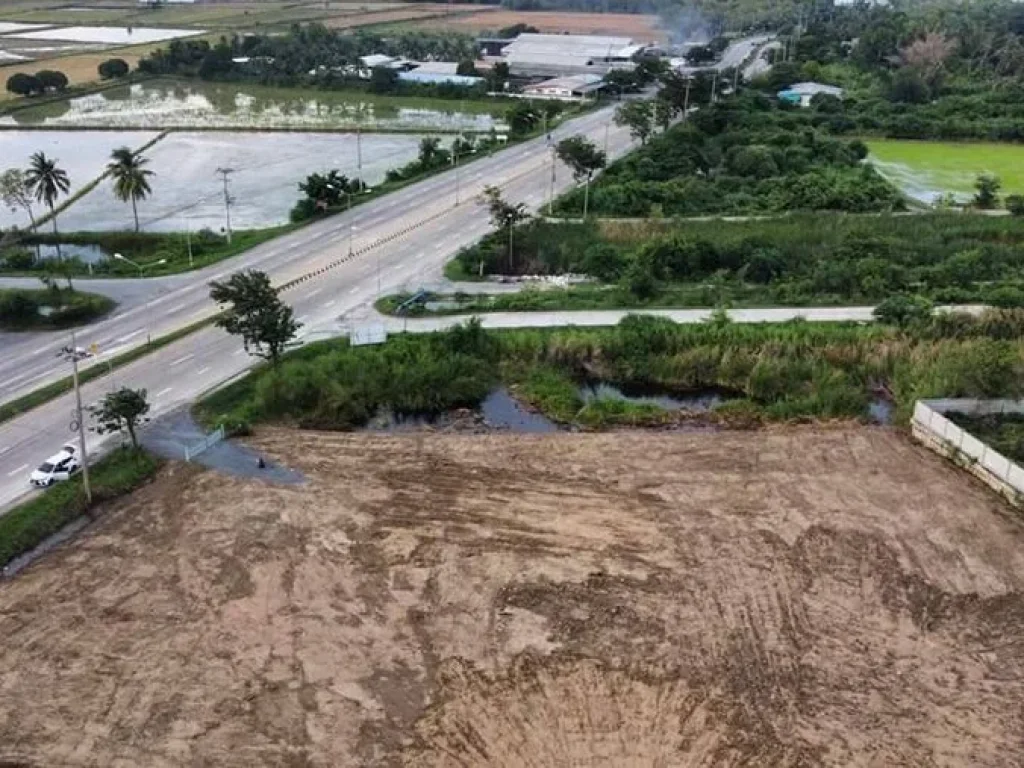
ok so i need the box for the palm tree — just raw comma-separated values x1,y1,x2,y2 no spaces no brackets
25,151,70,261
107,147,154,232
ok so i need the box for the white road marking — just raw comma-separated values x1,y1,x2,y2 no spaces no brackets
348,287,359,294
307,288,322,299
233,349,246,357
0,446,9,455
197,366,210,376
168,303,186,314
324,300,336,308
7,464,28,477
169,353,194,367
115,329,144,344
155,387,173,398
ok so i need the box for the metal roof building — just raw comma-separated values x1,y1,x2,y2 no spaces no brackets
499,33,641,78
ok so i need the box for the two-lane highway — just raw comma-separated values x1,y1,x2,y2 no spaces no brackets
0,104,637,511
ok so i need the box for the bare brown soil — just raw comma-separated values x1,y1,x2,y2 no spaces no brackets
416,10,667,42
3,427,1024,766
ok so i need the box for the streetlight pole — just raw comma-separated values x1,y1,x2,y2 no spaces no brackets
583,172,591,220
454,150,460,206
348,224,355,257
65,333,91,504
185,218,193,268
603,122,609,158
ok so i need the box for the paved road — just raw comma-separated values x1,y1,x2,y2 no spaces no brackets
0,104,637,511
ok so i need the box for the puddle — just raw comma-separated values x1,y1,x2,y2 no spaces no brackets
868,397,894,425
481,388,558,432
580,381,737,411
366,388,559,433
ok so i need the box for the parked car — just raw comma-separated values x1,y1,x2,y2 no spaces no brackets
29,445,80,488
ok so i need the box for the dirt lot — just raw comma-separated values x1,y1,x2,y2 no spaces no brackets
416,10,667,41
3,427,1024,766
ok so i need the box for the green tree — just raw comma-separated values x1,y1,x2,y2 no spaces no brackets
35,70,68,92
209,270,301,366
369,66,398,93
107,147,155,232
974,174,1001,209
613,100,654,145
25,151,70,260
481,186,528,274
6,73,42,97
455,59,477,76
0,169,41,260
505,101,540,136
1006,194,1024,216
98,58,130,79
89,387,150,448
556,135,606,218
873,294,933,328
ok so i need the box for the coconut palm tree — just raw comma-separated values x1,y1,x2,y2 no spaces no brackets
25,151,70,260
107,147,155,232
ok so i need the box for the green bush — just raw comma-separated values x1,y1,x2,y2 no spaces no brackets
0,448,160,568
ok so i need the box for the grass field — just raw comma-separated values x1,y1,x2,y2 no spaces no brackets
2,427,1024,764
867,139,1024,203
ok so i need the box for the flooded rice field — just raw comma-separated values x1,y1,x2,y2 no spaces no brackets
3,25,204,45
0,130,428,232
0,130,160,230
0,78,503,132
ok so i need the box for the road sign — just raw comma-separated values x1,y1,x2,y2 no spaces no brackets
350,324,387,346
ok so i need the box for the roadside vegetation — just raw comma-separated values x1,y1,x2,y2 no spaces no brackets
0,287,113,331
441,214,1024,310
199,310,1024,434
0,447,161,570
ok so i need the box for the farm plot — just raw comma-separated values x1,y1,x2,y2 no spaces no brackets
4,25,205,45
1,428,1023,766
0,129,159,230
416,9,667,40
56,130,427,232
868,139,1024,203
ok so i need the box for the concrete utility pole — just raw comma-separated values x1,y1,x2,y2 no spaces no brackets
215,167,234,244
683,78,691,120
62,333,91,504
603,121,610,158
356,128,363,187
548,145,556,215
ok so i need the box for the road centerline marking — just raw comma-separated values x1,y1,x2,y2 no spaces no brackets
7,464,28,477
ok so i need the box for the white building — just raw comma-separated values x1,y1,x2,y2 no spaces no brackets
522,74,605,100
499,33,643,78
778,81,844,107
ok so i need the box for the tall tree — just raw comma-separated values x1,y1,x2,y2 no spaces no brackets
555,135,606,219
209,270,301,366
481,186,528,274
89,387,150,448
107,147,155,232
613,100,654,145
0,168,41,260
25,151,70,261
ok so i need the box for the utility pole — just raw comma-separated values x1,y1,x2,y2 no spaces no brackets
215,167,234,244
683,77,691,120
583,172,591,220
603,122,610,158
454,150,461,206
356,128,363,187
732,64,740,94
185,216,193,268
547,145,556,215
63,333,91,504
711,72,719,103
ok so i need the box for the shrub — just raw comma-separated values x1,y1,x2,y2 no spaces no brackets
35,69,68,92
6,72,42,96
98,58,130,79
1006,195,1024,216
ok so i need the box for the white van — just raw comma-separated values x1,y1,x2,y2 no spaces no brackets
29,445,80,488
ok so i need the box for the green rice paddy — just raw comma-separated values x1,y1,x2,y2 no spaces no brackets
867,139,1024,203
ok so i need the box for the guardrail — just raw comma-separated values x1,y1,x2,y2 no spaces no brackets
184,425,225,462
912,399,1024,507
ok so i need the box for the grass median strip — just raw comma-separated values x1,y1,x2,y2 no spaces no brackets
0,316,214,427
0,447,161,570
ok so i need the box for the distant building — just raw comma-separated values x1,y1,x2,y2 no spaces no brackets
522,74,605,100
777,81,844,107
497,33,644,78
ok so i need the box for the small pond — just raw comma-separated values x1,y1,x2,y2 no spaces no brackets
365,387,559,433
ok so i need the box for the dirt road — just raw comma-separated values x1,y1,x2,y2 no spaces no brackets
2,427,1024,766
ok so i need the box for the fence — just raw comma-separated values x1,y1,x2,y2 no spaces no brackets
912,399,1024,507
183,425,225,462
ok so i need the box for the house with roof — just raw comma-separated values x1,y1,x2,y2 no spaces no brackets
777,81,844,107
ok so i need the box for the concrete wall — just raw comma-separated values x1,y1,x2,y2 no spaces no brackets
912,399,1024,507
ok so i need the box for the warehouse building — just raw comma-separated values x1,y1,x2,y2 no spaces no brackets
522,74,605,100
497,33,644,78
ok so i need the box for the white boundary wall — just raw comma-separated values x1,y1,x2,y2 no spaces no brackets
912,399,1024,507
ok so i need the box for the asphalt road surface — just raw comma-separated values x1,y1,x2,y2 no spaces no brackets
0,104,637,511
